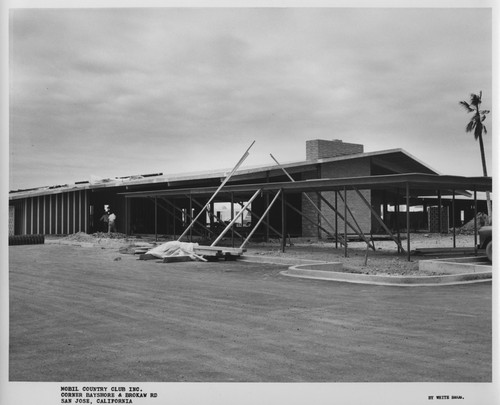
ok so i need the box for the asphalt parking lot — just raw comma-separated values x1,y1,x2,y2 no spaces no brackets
9,244,492,382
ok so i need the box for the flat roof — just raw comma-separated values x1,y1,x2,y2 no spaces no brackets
9,148,439,200
120,173,492,199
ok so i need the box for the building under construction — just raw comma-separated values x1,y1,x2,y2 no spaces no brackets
9,139,491,252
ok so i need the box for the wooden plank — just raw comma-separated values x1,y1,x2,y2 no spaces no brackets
195,246,244,254
162,256,193,263
413,247,477,255
139,254,158,261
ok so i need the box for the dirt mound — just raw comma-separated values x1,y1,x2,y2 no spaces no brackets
91,232,128,239
61,232,128,241
458,213,488,235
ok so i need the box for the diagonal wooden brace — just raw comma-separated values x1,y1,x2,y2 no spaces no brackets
352,187,405,253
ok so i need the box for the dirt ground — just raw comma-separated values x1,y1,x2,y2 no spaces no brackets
55,232,480,276
9,242,492,383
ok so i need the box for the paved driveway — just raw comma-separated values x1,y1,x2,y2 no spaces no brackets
9,244,491,382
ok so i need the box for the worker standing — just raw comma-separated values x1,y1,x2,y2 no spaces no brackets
108,209,117,233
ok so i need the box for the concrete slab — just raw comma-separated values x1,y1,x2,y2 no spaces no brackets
419,256,492,275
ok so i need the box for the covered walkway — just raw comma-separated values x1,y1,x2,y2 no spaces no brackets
121,173,492,261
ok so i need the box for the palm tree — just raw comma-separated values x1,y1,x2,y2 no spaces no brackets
459,91,491,221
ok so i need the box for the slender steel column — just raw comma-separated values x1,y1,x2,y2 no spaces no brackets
395,189,401,254
43,195,46,234
344,187,347,257
125,197,129,236
335,191,338,249
172,200,176,239
474,189,478,255
281,189,286,253
189,195,193,242
231,193,235,248
266,172,270,243
406,182,411,262
437,190,442,234
49,195,52,234
452,190,456,248
155,197,158,242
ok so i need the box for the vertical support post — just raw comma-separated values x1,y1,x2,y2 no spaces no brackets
281,189,286,253
383,190,388,226
344,187,348,258
78,191,82,232
210,201,215,231
231,193,235,248
189,195,193,242
406,182,411,262
265,171,270,243
437,190,442,234
43,195,46,234
154,197,158,242
395,189,401,254
165,198,169,237
125,197,129,236
474,189,478,255
452,190,456,248
66,193,70,235
265,191,270,243
84,191,88,234
335,191,338,249
30,197,33,234
55,195,58,235
172,200,176,239
49,195,53,235
314,192,321,239
73,192,76,235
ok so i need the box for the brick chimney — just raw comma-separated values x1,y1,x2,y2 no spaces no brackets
306,139,364,160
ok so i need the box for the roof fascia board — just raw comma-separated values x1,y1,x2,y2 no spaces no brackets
121,173,491,199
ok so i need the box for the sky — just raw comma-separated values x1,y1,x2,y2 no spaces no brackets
8,5,494,190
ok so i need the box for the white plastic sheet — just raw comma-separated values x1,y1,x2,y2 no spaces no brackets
146,241,199,259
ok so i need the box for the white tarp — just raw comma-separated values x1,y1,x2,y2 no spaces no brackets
146,241,199,259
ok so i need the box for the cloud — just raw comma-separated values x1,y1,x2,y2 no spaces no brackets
9,7,493,189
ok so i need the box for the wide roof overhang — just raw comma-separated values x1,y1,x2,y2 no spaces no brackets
120,173,492,200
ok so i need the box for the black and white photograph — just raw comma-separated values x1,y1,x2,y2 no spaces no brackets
2,1,497,404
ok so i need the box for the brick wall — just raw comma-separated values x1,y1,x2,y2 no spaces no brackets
301,158,372,238
306,139,364,160
428,206,449,233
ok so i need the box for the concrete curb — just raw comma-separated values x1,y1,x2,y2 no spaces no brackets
419,256,492,274
280,262,492,287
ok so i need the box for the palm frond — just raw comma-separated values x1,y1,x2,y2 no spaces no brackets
466,120,475,133
459,101,474,112
484,125,487,134
470,93,482,107
480,110,490,115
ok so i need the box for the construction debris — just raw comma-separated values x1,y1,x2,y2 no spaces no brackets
145,241,202,260
139,241,244,262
